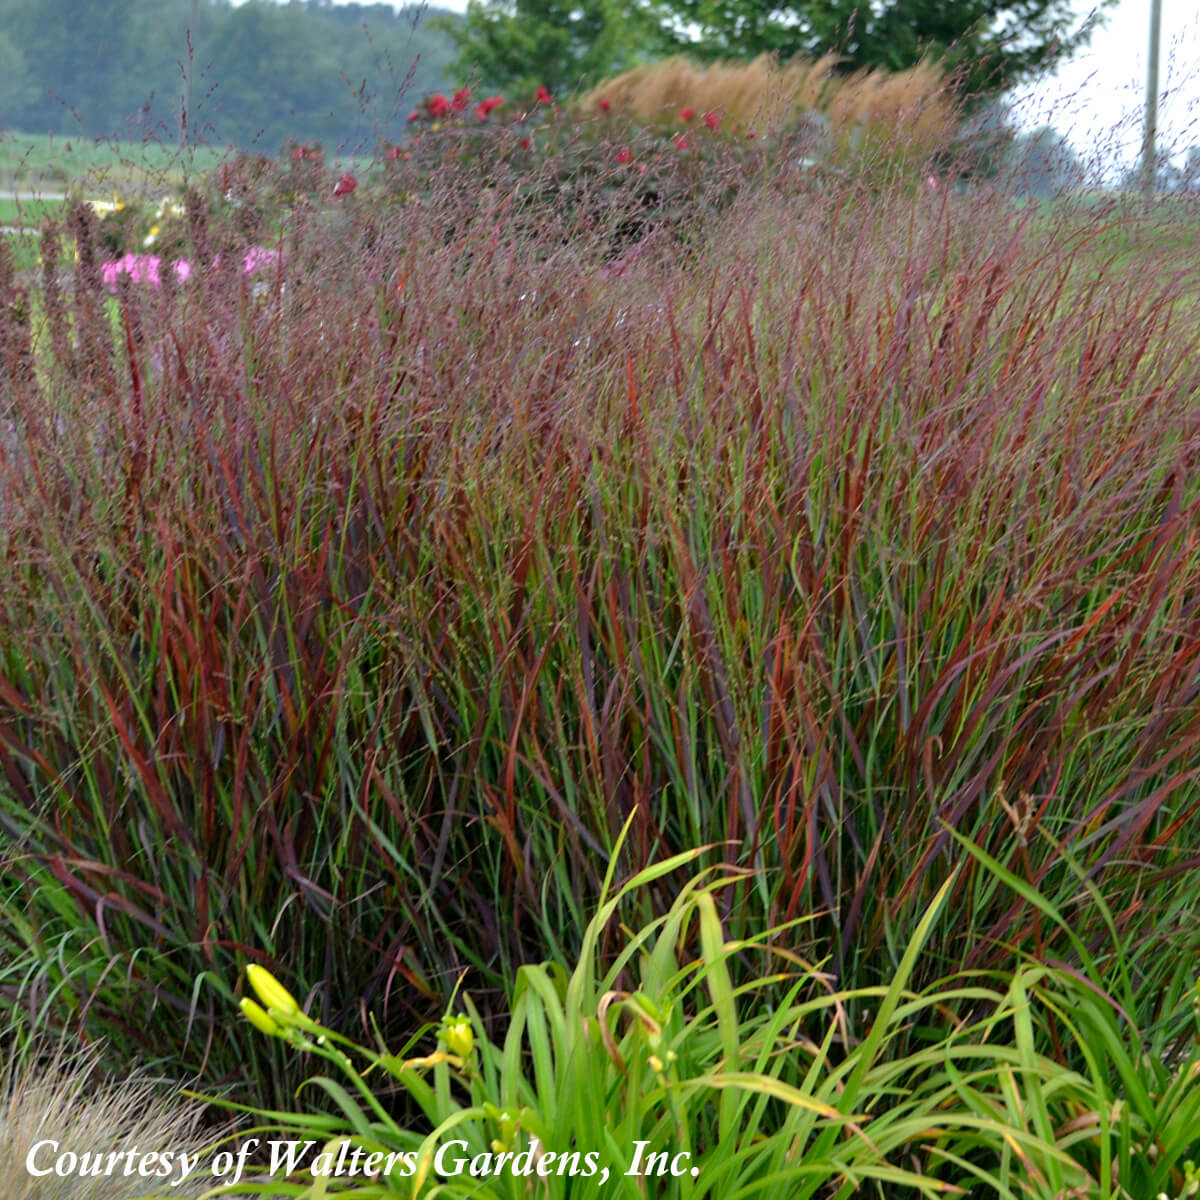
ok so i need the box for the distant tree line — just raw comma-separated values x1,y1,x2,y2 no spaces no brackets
0,0,460,152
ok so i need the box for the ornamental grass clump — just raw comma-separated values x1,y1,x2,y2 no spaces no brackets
0,86,1199,1133
0,1041,216,1200
579,52,958,177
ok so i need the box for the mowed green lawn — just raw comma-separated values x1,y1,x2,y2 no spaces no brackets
0,128,226,195
0,194,66,228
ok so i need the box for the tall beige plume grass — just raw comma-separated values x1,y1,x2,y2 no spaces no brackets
579,53,958,157
1,1041,216,1199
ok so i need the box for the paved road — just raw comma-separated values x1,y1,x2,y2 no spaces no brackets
0,190,69,201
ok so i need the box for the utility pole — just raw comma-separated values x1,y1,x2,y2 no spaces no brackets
1140,0,1163,208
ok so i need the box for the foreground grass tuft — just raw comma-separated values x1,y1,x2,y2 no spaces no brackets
0,1042,216,1199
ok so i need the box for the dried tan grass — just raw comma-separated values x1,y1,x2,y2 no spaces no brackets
1,1042,217,1199
579,53,957,153
826,59,956,156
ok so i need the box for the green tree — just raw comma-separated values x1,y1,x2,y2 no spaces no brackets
0,0,457,149
642,0,1119,100
1005,124,1082,197
0,30,36,119
201,1,347,148
432,0,650,97
0,0,134,132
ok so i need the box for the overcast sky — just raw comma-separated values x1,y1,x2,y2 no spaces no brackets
1007,2,1200,168
242,0,1200,166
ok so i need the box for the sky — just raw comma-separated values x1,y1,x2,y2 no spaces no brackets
1007,2,1200,170
238,0,1200,169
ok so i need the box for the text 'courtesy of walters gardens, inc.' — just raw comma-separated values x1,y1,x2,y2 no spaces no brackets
25,1137,701,1189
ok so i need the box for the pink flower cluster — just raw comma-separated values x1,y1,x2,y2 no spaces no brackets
101,254,191,292
240,246,282,274
101,247,281,294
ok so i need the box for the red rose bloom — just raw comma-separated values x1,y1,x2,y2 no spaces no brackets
679,106,695,121
428,93,450,118
616,147,633,164
535,85,552,104
704,110,720,131
333,171,357,197
451,87,472,112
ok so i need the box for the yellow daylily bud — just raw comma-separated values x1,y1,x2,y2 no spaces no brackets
443,1015,474,1059
240,998,282,1038
648,1055,664,1074
496,1109,518,1144
246,963,301,1017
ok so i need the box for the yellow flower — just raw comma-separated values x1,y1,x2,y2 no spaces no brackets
403,1051,454,1069
246,963,301,1017
240,998,282,1038
442,1015,474,1059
